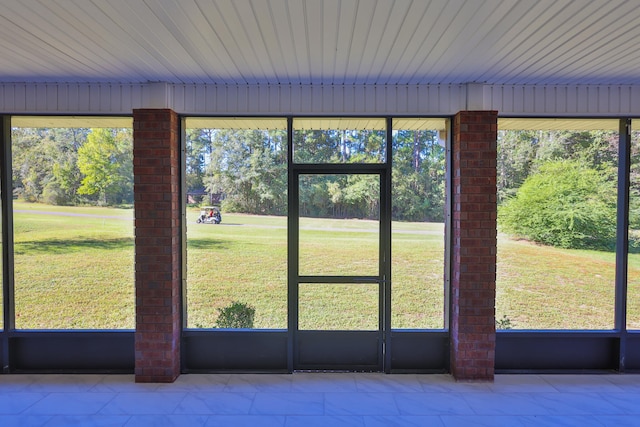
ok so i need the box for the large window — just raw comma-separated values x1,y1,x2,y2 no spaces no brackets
391,118,447,329
496,119,619,330
629,119,640,329
184,118,288,329
184,117,449,331
11,117,134,329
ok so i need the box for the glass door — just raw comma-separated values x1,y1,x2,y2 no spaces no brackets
291,172,388,371
288,117,391,371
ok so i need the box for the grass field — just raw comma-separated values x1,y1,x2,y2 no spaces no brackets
186,212,445,329
11,202,135,329
3,202,640,330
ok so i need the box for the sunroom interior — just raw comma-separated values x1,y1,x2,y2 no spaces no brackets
1,0,640,382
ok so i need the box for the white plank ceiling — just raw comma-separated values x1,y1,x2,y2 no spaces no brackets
0,0,638,86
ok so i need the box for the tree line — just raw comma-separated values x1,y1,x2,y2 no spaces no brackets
13,123,638,248
11,125,446,223
12,128,133,206
186,127,446,222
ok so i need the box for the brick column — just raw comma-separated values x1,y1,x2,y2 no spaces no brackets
133,109,181,383
450,110,498,381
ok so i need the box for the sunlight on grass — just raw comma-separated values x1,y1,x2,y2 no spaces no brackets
10,202,640,331
392,224,445,329
186,210,288,329
186,210,446,329
299,228,379,276
13,202,134,329
496,234,617,330
299,283,379,330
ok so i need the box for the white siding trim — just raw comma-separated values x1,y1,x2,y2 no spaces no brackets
0,82,638,117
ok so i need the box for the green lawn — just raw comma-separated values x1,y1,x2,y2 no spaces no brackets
12,201,135,329
186,211,445,329
3,202,640,331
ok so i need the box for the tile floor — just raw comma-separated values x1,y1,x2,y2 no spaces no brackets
0,372,639,426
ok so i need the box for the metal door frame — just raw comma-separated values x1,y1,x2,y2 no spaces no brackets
287,117,393,372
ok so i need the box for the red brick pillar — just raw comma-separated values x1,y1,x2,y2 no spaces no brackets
450,110,498,381
133,109,181,383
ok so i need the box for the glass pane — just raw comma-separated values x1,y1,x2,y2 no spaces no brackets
299,174,379,276
391,119,447,329
629,120,640,329
12,123,134,329
185,118,288,329
496,121,618,329
293,118,386,163
299,283,379,330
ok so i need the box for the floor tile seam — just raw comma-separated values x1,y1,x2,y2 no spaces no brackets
14,390,51,415
537,375,566,393
321,391,402,417
456,392,549,417
594,394,640,415
122,414,175,427
182,390,258,396
180,391,258,416
246,390,260,416
69,414,133,427
169,390,194,415
107,380,162,393
71,391,122,416
436,414,609,425
284,414,367,426
455,392,631,417
322,392,326,417
353,389,426,394
538,375,626,393
443,395,482,417
88,380,113,393
0,414,55,426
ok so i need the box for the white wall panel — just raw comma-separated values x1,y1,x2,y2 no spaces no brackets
109,84,121,112
363,85,375,113
577,87,590,114
375,86,385,113
395,85,407,114
279,85,291,113
342,85,355,113
610,86,622,114
20,85,32,111
0,82,639,117
534,86,547,114
227,85,239,113
45,84,57,111
489,84,640,117
631,86,640,113
523,86,535,114
416,85,428,113
330,85,341,112
289,85,301,113
321,85,332,113
406,85,418,113
555,86,567,114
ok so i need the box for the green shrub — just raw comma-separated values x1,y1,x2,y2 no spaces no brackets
215,301,256,329
496,315,513,330
498,160,617,250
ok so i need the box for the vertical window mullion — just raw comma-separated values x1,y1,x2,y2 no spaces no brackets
0,116,15,371
615,118,632,370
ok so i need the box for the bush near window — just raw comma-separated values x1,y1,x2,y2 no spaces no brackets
498,160,617,251
215,301,256,329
